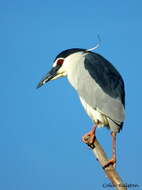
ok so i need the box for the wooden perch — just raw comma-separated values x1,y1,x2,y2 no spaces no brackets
85,137,127,190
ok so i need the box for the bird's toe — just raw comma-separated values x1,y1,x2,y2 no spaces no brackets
82,133,95,145
103,157,116,169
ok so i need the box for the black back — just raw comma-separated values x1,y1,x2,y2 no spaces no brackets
84,52,125,106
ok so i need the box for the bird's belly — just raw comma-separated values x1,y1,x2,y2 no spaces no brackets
79,96,108,127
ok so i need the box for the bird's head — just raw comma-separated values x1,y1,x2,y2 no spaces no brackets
36,48,86,88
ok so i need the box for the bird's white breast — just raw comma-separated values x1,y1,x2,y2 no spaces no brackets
79,96,108,127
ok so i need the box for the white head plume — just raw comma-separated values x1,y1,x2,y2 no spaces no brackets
87,43,100,51
87,35,101,51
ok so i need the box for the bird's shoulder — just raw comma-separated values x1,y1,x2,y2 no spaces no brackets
84,52,125,105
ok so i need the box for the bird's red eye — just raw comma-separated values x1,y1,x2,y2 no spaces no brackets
57,59,64,65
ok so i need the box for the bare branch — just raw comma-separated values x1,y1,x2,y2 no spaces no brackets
85,137,127,190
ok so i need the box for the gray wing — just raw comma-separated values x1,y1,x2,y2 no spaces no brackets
77,52,125,122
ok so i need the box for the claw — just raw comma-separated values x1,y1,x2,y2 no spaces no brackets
82,132,95,144
103,157,116,169
82,124,97,145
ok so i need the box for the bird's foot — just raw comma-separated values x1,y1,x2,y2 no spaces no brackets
103,156,116,169
82,125,97,149
82,131,96,145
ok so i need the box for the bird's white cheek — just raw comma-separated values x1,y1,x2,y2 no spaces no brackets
57,67,67,77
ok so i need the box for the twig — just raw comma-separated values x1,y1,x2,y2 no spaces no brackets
85,137,127,190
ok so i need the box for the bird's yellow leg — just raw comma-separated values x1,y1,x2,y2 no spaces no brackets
103,132,117,168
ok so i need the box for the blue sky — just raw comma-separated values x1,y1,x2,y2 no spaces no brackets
1,0,142,189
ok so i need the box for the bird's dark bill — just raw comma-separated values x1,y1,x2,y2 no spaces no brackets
36,64,61,89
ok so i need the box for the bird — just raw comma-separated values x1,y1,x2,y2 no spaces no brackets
37,46,125,168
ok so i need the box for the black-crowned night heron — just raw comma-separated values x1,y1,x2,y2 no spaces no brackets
37,46,125,168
